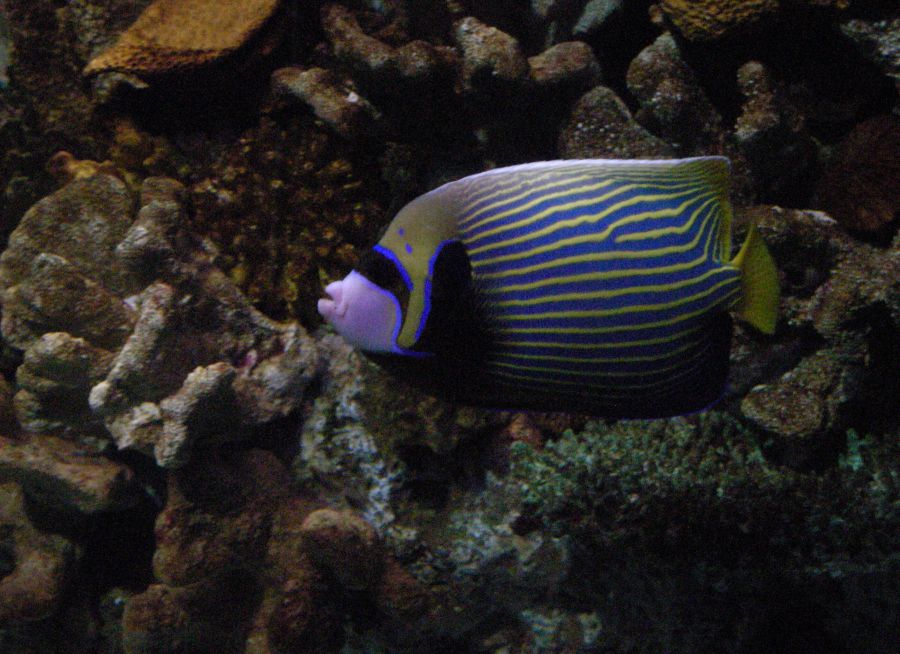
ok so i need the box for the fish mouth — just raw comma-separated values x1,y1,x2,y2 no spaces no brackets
317,280,346,320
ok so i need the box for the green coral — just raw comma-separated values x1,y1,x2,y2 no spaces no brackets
511,413,790,536
508,412,899,653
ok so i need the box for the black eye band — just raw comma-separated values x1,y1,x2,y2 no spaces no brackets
357,248,411,310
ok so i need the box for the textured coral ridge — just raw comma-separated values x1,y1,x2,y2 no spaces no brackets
83,0,282,76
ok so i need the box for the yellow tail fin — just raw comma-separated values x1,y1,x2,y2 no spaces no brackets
731,225,779,334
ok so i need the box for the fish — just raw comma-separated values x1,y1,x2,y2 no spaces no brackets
317,157,779,418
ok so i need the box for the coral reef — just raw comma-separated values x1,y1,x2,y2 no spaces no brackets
0,482,78,623
0,1,897,652
736,205,900,460
454,16,529,93
527,40,601,91
122,448,441,654
734,61,817,201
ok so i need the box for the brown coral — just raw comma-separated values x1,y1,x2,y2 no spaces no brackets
83,0,283,76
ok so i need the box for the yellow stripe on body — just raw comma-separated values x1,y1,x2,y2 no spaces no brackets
485,340,719,391
497,275,741,321
463,178,623,232
489,334,701,367
469,191,717,261
614,197,722,243
489,348,703,381
474,210,719,282
458,172,599,221
495,323,705,350
481,248,711,295
495,285,741,334
485,198,723,305
465,184,707,249
457,164,709,224
492,266,734,308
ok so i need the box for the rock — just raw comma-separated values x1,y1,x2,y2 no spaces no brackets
300,508,384,591
572,0,625,38
45,151,122,186
741,343,865,465
734,61,816,200
527,41,601,92
152,450,293,587
2,172,319,466
0,482,78,622
3,253,135,352
733,205,900,448
122,577,262,654
0,374,18,432
745,206,899,338
0,172,139,351
558,85,674,159
295,334,497,530
124,449,348,654
813,115,900,237
102,177,319,466
14,332,116,433
453,16,529,93
626,33,723,153
83,0,284,77
373,557,444,646
321,4,457,91
840,18,900,93
272,66,379,139
0,433,139,515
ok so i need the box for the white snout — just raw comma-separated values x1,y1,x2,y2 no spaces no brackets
317,271,400,352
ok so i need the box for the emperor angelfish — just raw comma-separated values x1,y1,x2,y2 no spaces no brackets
318,157,779,418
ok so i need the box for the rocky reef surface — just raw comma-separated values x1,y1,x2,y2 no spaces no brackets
0,1,897,653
